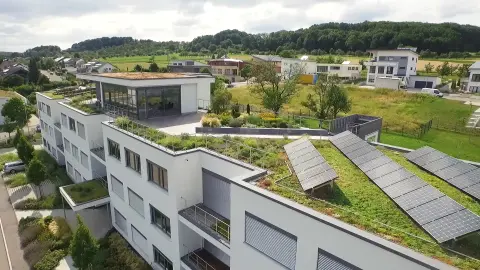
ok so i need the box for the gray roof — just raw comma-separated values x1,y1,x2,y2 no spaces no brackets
252,55,283,62
470,61,480,70
0,64,28,78
168,60,209,67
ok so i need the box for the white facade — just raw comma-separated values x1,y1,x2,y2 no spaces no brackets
281,58,361,79
281,58,317,76
365,49,419,87
467,62,480,93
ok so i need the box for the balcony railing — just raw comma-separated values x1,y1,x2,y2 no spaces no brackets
54,122,61,129
180,204,230,244
182,246,229,270
57,144,64,152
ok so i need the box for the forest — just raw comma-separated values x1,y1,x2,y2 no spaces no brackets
17,21,480,58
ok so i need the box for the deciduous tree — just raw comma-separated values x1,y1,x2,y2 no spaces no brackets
240,64,252,81
26,157,46,197
3,117,15,139
1,97,31,128
211,79,232,114
16,135,34,165
424,62,434,73
149,63,159,72
70,215,99,270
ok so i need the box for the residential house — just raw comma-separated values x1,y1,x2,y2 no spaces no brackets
281,58,361,81
77,61,115,74
364,48,440,89
168,60,211,73
208,58,245,83
252,55,282,73
316,61,362,79
0,63,29,81
466,61,480,93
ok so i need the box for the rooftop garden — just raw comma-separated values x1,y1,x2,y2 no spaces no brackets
63,178,109,204
42,90,64,99
111,117,480,269
65,93,102,114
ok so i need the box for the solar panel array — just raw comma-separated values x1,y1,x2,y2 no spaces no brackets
330,131,480,243
405,146,480,201
284,138,338,192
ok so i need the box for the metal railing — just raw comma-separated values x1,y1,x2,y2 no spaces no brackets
184,205,230,241
183,245,216,270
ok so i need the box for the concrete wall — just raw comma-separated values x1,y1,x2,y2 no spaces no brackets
180,84,197,114
375,77,401,90
467,70,480,93
330,114,383,142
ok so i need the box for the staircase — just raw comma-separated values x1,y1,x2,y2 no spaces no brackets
466,108,480,129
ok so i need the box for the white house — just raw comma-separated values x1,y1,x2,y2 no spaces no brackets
282,58,361,79
364,48,441,89
77,61,115,74
281,58,317,77
35,72,456,270
467,61,480,93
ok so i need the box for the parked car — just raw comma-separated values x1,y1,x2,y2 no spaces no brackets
3,160,25,174
421,88,443,97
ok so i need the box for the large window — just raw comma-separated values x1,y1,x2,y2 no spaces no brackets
153,246,173,270
72,145,79,160
386,66,394,74
67,162,73,176
150,205,171,236
61,113,67,127
137,86,181,120
69,117,76,131
317,66,328,73
111,175,124,200
80,151,89,168
330,66,340,70
369,66,376,73
46,105,51,116
108,139,120,160
114,208,127,233
74,170,81,182
131,225,147,255
64,138,71,153
125,148,141,173
128,188,144,217
317,248,360,270
472,74,480,82
77,122,86,139
378,66,385,74
147,160,168,190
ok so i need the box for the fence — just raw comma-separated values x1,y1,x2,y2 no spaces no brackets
382,119,433,139
431,117,480,136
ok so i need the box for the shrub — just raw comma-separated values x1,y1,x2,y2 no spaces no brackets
44,216,53,225
48,217,72,240
99,232,151,270
19,217,40,232
158,136,183,150
247,104,251,114
114,117,132,128
259,112,275,119
219,113,233,126
229,118,244,128
201,116,221,127
34,249,67,270
244,123,258,128
0,153,19,171
246,115,263,126
14,193,64,210
279,122,288,128
231,103,240,118
24,240,53,267
20,223,44,248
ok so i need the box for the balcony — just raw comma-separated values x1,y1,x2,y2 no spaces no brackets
59,177,110,211
179,204,230,246
54,122,61,129
182,248,229,270
91,146,105,161
57,144,64,152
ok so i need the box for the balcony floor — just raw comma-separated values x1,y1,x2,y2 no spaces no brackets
91,147,105,161
138,112,204,135
182,248,229,270
179,204,230,245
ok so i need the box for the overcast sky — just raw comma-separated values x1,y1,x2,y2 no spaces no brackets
0,0,479,52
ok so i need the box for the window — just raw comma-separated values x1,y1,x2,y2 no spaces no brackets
77,122,86,139
131,225,147,254
388,56,394,61
317,248,360,270
40,120,44,130
400,56,407,59
46,105,51,116
217,69,222,74
245,212,297,270
128,188,144,217
147,160,168,190
47,142,51,151
74,170,81,182
412,57,414,61
80,151,89,168
153,246,173,270
114,208,127,233
61,113,67,127
64,138,71,153
108,139,120,160
150,205,171,236
67,162,73,176
472,74,480,82
317,66,328,73
369,66,376,73
43,138,46,147
125,148,141,173
233,69,238,75
111,175,124,200
378,66,385,74
368,77,375,83
69,117,76,131
49,126,53,136
330,66,340,70
386,66,394,74
399,67,406,70
72,145,79,160
410,67,413,71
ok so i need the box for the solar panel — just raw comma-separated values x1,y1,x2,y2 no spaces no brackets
405,146,480,201
331,131,480,243
284,138,338,192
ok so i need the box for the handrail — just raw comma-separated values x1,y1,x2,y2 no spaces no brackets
183,244,216,270
187,205,230,241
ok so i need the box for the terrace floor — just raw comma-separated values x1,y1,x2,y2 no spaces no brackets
139,112,204,135
182,248,230,270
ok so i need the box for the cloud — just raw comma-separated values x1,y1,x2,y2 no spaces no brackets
0,0,479,52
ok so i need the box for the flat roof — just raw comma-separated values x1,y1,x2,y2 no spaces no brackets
367,49,419,55
470,61,480,70
84,72,213,80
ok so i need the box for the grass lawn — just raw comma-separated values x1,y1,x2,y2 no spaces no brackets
4,173,28,187
380,130,480,162
0,153,19,171
63,179,109,204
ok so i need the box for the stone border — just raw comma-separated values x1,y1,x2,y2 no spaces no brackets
195,127,330,136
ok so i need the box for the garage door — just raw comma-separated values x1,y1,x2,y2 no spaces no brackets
414,81,433,88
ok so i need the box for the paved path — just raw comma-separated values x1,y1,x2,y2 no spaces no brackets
0,175,29,270
0,218,11,270
56,256,76,270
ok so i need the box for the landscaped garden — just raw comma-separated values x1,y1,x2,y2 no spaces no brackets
111,116,479,269
18,215,72,270
66,93,102,114
63,178,109,204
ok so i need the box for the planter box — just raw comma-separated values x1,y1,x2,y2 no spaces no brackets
196,127,330,136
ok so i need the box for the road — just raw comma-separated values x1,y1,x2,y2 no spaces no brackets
404,89,480,105
0,219,11,270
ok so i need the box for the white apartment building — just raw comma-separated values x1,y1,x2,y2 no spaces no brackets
467,61,480,93
36,73,455,270
281,58,362,79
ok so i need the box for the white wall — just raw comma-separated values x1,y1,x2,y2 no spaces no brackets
408,76,442,89
196,80,211,109
467,71,480,92
180,84,197,114
375,77,401,90
281,58,317,76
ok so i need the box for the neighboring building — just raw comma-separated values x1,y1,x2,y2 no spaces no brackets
63,58,80,68
208,58,245,82
281,58,361,81
0,90,27,125
77,61,115,74
252,55,282,73
467,61,480,93
0,60,16,70
35,73,457,270
0,63,29,80
168,60,211,73
281,58,317,76
54,56,65,63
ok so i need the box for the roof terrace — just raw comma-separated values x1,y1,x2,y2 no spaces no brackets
83,72,212,80
109,116,480,269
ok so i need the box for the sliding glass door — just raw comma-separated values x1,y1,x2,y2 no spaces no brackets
137,86,181,120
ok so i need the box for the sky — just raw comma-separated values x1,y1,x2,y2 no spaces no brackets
0,0,479,52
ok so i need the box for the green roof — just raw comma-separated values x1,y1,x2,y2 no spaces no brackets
63,178,109,204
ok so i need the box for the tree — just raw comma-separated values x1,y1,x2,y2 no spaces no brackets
70,215,99,270
133,64,143,72
13,128,22,147
73,52,81,58
148,55,155,63
436,61,451,77
240,65,252,81
37,74,50,85
200,67,211,74
211,79,232,114
2,75,24,87
455,63,470,78
149,62,159,72
279,50,295,58
1,97,31,128
424,62,434,73
2,117,15,138
28,58,40,84
26,157,46,197
302,74,351,119
16,135,34,165
250,61,302,115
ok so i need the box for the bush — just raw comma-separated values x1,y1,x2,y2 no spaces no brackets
158,136,183,150
114,117,132,128
259,112,275,119
219,113,233,126
19,217,40,232
48,217,72,239
0,153,19,171
20,224,44,248
14,192,65,210
44,216,53,225
246,115,263,126
229,118,244,128
24,240,53,267
34,249,67,270
279,122,288,128
201,116,221,127
100,232,151,270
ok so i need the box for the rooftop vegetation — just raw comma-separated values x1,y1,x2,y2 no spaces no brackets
42,90,64,99
63,179,109,204
66,93,101,114
112,116,480,269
